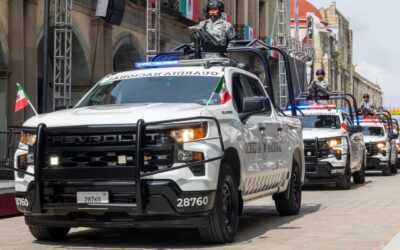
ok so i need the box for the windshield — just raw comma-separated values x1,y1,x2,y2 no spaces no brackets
361,126,385,137
77,76,222,107
301,115,341,129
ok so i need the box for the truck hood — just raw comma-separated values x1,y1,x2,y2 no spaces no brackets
24,103,211,127
303,128,345,140
363,135,386,143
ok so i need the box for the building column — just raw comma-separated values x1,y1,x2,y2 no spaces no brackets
248,0,259,32
103,23,113,74
7,0,24,127
90,17,105,84
0,67,11,131
224,0,236,22
24,0,38,120
236,0,248,25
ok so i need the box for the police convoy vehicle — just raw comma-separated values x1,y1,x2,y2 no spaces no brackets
292,91,366,189
10,40,305,243
359,112,399,175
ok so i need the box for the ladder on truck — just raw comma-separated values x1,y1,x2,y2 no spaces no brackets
53,0,73,109
277,0,289,109
146,0,161,61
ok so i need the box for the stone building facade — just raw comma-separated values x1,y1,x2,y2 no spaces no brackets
290,0,383,106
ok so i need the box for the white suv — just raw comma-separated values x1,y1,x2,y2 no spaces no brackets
13,59,305,243
299,107,366,189
360,119,398,175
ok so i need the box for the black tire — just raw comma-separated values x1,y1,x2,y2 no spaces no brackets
199,163,239,243
336,159,351,190
28,225,70,241
382,165,392,176
274,161,302,216
353,157,366,184
391,164,398,174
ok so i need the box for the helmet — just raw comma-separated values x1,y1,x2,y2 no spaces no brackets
363,93,370,98
206,0,225,13
316,69,325,76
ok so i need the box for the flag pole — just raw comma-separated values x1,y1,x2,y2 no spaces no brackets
27,99,39,116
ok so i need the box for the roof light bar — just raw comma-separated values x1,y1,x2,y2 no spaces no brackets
297,104,337,110
134,58,230,69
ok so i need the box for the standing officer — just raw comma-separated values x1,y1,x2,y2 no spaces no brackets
308,69,329,92
198,0,235,47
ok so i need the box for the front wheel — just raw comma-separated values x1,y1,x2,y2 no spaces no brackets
382,165,392,176
336,159,351,190
353,156,366,184
199,163,239,243
28,225,70,241
274,161,302,216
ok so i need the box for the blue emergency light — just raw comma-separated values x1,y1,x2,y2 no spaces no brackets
134,61,179,68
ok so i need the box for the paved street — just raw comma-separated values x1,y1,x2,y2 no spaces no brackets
1,172,400,250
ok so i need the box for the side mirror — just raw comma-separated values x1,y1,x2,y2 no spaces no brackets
240,97,271,121
389,133,399,140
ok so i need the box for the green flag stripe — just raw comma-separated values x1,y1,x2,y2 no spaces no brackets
214,77,225,93
16,83,29,100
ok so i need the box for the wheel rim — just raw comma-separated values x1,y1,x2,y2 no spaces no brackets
222,179,234,228
293,168,301,205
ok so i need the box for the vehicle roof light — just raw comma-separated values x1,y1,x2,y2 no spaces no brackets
297,104,337,110
134,58,230,68
134,61,179,68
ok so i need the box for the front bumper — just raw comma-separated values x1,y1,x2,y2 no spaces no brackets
16,180,215,228
366,155,388,170
304,156,346,184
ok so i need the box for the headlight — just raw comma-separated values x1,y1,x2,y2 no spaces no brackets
328,138,342,148
170,127,206,143
376,142,385,149
21,132,37,146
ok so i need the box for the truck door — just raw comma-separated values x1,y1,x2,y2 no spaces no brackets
240,74,283,192
343,113,363,170
231,73,264,195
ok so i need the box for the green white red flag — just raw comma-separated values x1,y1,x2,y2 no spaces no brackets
214,77,231,104
15,83,29,112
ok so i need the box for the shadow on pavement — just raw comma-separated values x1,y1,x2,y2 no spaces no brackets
32,203,321,249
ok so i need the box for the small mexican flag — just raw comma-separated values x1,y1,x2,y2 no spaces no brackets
214,77,231,104
15,83,29,112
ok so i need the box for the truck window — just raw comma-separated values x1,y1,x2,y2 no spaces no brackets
302,115,341,129
361,126,385,137
243,75,267,97
77,76,222,107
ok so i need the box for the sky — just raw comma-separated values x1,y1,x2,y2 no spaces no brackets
307,0,400,108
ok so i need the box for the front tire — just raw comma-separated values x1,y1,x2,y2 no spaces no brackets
353,156,366,184
382,165,392,176
274,161,302,216
28,225,70,241
337,159,351,190
199,163,239,243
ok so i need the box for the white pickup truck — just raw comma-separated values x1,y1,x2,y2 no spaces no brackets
360,117,398,175
298,106,366,189
13,58,305,243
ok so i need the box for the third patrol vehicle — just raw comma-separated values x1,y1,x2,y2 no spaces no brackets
360,111,399,175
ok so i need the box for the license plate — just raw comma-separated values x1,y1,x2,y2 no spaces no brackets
77,191,109,204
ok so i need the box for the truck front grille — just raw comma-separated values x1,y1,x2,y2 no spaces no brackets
304,139,330,159
365,142,379,156
43,128,175,174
